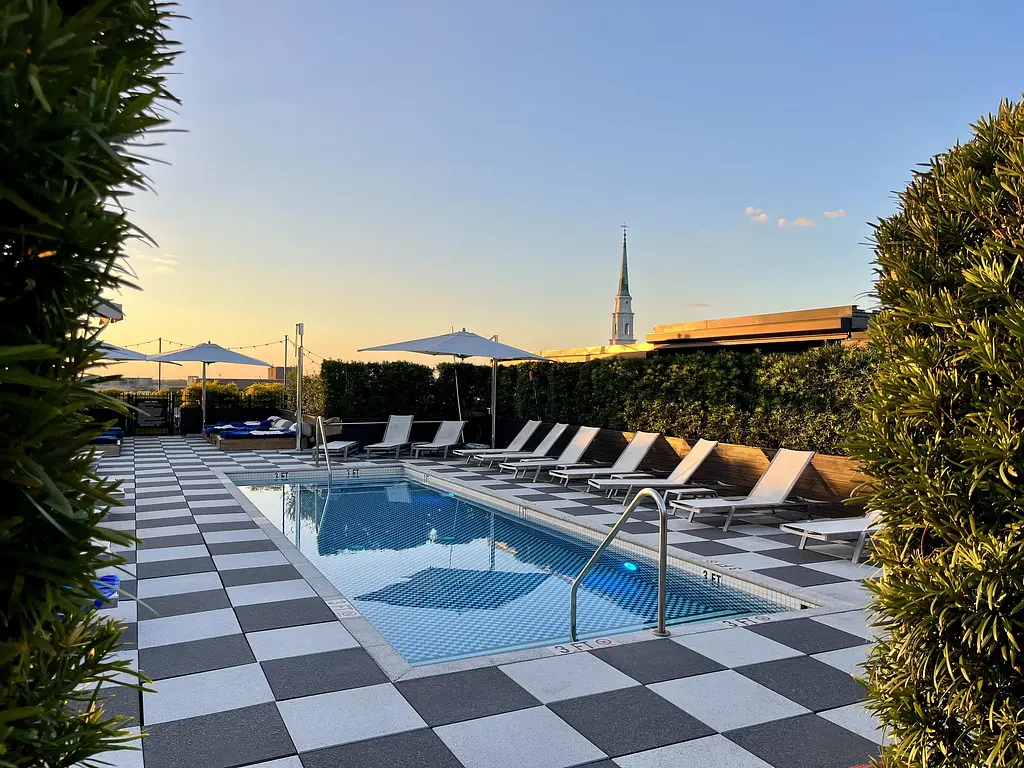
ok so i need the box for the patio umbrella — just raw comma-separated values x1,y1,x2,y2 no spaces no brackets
99,342,150,361
149,342,269,427
93,299,124,324
359,329,548,447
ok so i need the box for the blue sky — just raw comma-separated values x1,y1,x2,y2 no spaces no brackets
105,0,1024,375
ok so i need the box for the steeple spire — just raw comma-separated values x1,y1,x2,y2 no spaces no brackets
618,223,630,296
609,224,636,345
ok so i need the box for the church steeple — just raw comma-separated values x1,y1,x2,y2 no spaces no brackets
609,224,636,345
617,226,630,297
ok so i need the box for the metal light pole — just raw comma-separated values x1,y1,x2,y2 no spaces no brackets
490,335,499,448
157,337,162,390
295,323,304,450
283,335,289,394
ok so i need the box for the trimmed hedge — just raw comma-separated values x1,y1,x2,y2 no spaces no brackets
498,345,873,454
320,361,436,418
850,98,1024,766
0,2,179,764
319,345,873,454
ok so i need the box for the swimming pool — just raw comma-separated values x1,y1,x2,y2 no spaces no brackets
238,475,788,665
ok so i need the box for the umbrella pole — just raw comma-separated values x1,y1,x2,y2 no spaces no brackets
201,361,207,429
490,358,498,448
452,356,462,421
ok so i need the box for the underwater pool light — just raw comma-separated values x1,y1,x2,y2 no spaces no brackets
622,562,638,572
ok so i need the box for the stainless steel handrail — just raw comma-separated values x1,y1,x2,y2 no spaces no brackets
314,416,332,480
569,488,670,641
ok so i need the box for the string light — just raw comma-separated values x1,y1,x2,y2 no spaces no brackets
228,340,283,351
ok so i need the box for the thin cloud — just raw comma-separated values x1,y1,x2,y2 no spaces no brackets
152,265,175,275
744,206,763,216
823,209,847,218
151,255,178,265
778,217,815,228
750,213,767,223
683,302,710,308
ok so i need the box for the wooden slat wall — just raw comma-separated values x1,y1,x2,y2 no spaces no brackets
523,422,869,517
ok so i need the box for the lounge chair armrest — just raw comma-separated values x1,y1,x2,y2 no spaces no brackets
610,472,654,479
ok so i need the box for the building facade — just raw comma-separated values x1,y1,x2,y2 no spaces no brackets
609,227,636,344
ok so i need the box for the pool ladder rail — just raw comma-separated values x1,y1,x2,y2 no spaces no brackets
313,416,332,481
569,487,669,642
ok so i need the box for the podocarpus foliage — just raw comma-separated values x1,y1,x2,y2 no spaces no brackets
849,99,1024,766
0,2,179,765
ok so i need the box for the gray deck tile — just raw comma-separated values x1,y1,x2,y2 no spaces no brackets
143,662,274,724
673,627,803,668
396,666,540,726
277,683,426,752
137,607,241,648
226,579,316,606
218,564,302,587
135,556,216,580
615,734,774,768
140,633,256,680
724,713,878,768
206,538,279,555
246,622,359,661
137,588,231,619
591,639,725,684
649,670,808,731
670,541,746,557
736,656,868,712
261,648,387,699
748,618,867,655
298,728,463,768
143,703,295,768
499,652,639,703
548,686,714,757
753,565,849,587
434,706,606,768
234,597,337,632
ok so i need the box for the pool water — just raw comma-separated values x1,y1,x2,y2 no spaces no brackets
239,477,785,665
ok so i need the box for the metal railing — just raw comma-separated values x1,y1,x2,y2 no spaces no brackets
314,416,332,480
569,488,670,641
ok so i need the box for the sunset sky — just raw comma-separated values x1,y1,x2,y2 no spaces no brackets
100,0,1024,379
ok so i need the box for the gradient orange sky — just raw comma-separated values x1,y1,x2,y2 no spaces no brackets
98,0,1024,380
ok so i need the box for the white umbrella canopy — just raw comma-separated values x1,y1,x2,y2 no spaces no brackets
149,342,270,426
99,342,150,361
360,330,548,362
359,330,549,447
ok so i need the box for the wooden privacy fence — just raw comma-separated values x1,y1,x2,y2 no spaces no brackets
495,419,869,516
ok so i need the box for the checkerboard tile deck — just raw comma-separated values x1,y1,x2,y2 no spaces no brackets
91,436,885,768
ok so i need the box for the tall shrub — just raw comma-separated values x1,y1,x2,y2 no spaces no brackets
320,360,436,418
0,2,179,765
849,99,1024,766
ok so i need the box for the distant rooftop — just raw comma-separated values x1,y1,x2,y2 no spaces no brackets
647,305,870,353
537,305,871,361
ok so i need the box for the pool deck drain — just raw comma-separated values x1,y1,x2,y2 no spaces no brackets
92,435,887,768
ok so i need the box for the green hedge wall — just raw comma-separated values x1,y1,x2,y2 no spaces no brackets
320,361,437,418
319,346,874,454
497,345,873,454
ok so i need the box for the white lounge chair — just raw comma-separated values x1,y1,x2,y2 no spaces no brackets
315,418,358,460
475,424,570,467
779,510,881,563
365,415,414,458
412,420,466,458
587,438,720,500
452,420,542,461
549,431,661,485
670,448,816,531
499,426,601,481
